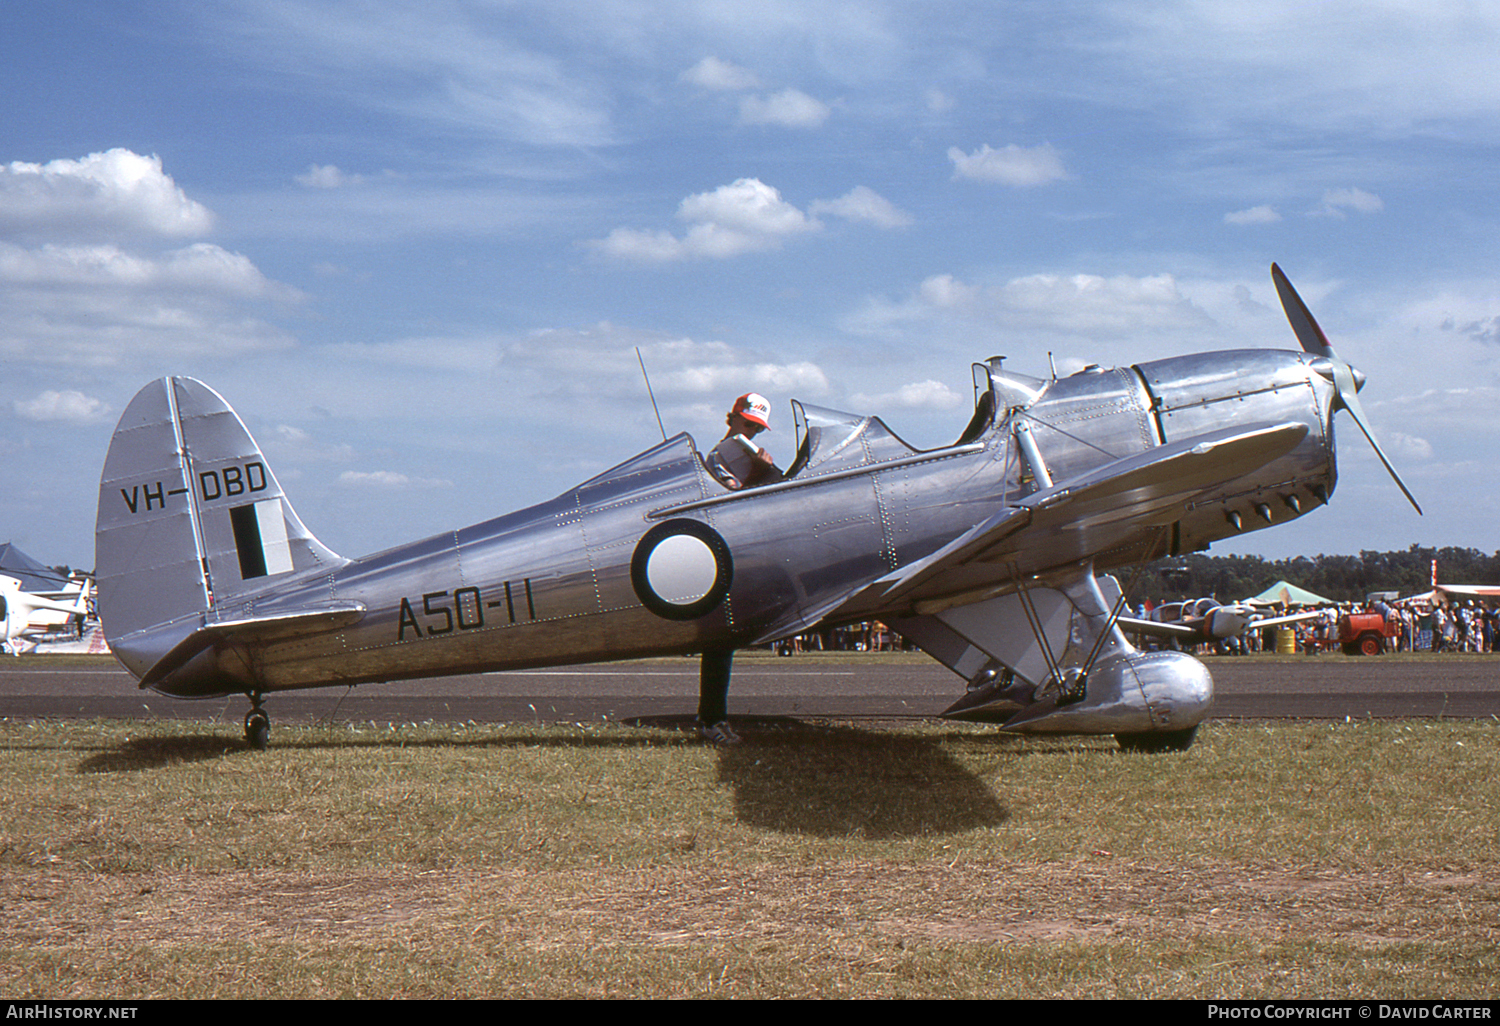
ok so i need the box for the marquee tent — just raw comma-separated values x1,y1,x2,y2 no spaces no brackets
0,542,71,593
1245,580,1336,607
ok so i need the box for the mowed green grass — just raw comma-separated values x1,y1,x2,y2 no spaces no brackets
1,716,1497,999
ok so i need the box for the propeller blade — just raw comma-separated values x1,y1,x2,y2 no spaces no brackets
1271,262,1422,515
1338,378,1423,515
1271,263,1333,358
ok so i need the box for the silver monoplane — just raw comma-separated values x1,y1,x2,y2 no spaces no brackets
1118,597,1322,648
94,265,1418,750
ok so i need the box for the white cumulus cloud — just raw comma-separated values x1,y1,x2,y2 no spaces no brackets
1225,204,1282,226
0,241,294,300
337,470,452,489
0,150,300,367
739,88,831,128
590,180,909,263
505,326,830,401
0,149,213,239
677,179,813,235
948,143,1068,187
1313,187,1384,218
13,389,111,424
659,360,829,397
808,186,912,229
590,178,820,262
850,379,965,411
1387,432,1434,460
925,88,955,114
849,270,1217,351
295,164,365,188
680,56,760,91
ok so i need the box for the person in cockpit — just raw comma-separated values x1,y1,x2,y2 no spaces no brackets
706,392,781,490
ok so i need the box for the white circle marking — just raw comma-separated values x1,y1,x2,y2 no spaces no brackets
645,534,719,605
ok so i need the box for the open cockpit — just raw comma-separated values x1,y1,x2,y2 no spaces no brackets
757,357,1048,487
578,356,1059,511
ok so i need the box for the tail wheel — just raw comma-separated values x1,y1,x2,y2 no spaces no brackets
244,702,270,750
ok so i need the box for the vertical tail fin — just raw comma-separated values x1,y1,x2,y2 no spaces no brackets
95,377,342,675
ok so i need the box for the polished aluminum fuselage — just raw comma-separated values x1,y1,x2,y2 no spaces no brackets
155,348,1336,698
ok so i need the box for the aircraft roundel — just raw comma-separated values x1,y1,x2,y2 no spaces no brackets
630,519,733,621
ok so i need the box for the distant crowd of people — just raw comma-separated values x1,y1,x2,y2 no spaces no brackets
1285,599,1497,654
1133,597,1500,656
1363,598,1498,653
770,603,1500,658
771,621,909,655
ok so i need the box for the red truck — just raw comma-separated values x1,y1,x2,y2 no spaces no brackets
1337,610,1398,655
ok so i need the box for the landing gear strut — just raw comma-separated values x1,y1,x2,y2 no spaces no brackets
244,693,270,750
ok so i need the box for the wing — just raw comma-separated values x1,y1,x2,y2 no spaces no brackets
1435,584,1500,600
1119,606,1318,641
1116,615,1205,640
1250,609,1323,629
750,420,1309,644
880,420,1308,608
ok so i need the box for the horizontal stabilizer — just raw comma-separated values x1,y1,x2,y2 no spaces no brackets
139,603,366,688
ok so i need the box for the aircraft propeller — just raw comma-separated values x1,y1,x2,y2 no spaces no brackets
1270,263,1422,515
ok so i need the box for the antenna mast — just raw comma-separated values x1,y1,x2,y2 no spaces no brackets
636,348,667,442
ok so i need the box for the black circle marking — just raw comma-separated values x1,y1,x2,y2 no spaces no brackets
630,519,733,621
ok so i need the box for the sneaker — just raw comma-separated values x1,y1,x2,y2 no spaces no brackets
698,719,742,745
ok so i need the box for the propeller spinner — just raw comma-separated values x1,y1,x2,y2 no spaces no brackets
1271,263,1422,515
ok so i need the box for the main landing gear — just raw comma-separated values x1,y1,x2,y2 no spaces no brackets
244,692,270,750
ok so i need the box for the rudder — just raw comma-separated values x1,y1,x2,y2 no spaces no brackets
95,377,343,678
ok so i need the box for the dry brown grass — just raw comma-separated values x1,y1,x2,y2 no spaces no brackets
1,717,1497,998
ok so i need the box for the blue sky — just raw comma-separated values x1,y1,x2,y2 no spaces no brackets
4,1,1499,575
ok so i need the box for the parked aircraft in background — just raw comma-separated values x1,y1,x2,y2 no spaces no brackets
1117,597,1320,647
1416,561,1500,606
1433,585,1500,604
1,575,92,654
94,265,1417,751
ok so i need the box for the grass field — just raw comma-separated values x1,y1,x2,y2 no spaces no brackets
1,714,1497,999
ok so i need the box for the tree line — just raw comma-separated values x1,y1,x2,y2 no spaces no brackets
1127,544,1500,605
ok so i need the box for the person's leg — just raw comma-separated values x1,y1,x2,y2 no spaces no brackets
698,646,739,743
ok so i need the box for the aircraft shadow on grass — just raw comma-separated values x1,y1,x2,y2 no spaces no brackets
78,720,1029,839
79,734,251,773
711,722,1013,837
75,724,683,773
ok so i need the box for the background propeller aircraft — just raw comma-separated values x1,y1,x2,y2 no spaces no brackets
95,265,1418,751
1118,597,1320,648
1,575,91,655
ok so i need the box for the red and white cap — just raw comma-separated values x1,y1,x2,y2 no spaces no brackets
731,392,771,429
